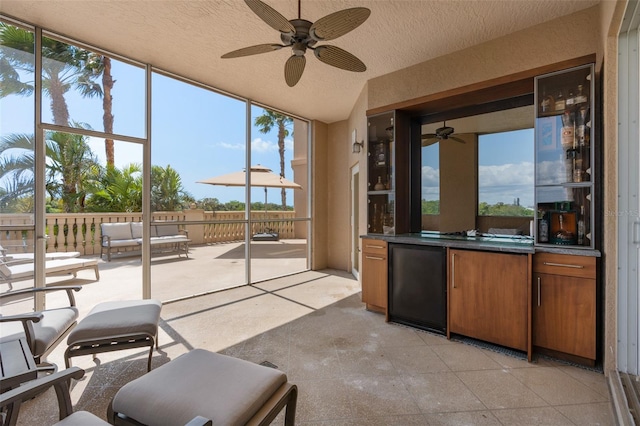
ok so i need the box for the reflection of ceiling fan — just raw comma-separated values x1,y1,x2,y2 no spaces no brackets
221,0,370,87
422,122,466,145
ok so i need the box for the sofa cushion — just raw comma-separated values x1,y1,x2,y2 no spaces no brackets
155,224,180,237
101,223,133,240
130,222,143,239
103,239,139,248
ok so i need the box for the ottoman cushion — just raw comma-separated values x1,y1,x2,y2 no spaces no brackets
112,349,287,426
67,299,161,346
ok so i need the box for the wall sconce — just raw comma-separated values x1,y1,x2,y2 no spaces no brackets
352,129,364,154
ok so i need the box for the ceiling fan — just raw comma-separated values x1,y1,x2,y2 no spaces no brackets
421,122,466,146
221,0,370,87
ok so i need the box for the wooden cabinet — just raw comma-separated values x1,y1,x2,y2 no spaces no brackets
533,252,596,363
361,238,388,314
448,249,530,354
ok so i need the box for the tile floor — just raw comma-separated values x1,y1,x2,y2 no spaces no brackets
15,269,614,425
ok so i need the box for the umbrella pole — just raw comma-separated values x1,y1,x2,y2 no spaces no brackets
264,187,268,232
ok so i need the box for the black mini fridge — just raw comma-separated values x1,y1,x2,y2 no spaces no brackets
388,243,447,334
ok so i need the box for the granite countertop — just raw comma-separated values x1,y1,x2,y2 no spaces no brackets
363,232,601,257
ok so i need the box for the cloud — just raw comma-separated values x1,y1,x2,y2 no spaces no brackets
478,161,534,187
252,137,278,153
478,162,535,207
216,137,281,153
218,141,244,151
421,166,440,200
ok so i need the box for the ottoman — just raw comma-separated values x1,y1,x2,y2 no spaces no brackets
108,349,297,426
64,299,162,372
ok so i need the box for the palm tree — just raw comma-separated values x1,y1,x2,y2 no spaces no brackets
0,23,103,126
0,125,101,212
0,133,35,207
85,163,142,212
254,110,293,209
83,52,116,166
45,129,101,212
151,165,191,211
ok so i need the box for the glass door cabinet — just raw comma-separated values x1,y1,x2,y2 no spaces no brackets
534,64,595,249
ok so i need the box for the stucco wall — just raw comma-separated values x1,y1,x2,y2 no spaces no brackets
326,120,350,271
312,121,329,270
368,6,599,111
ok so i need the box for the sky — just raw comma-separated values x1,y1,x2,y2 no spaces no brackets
0,56,297,205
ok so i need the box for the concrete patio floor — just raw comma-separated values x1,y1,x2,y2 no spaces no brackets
4,246,615,425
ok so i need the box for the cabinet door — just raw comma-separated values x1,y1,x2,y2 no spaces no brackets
533,272,596,359
362,239,388,313
449,250,528,351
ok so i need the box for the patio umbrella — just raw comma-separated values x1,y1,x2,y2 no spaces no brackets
197,165,302,238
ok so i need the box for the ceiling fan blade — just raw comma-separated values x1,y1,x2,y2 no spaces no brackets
313,45,366,72
284,55,306,87
309,7,371,41
450,136,466,144
221,44,284,58
422,133,437,139
422,138,439,147
244,0,295,34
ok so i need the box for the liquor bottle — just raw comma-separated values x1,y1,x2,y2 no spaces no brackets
538,211,549,243
566,89,575,107
575,84,588,105
555,91,565,111
540,88,553,113
561,111,575,149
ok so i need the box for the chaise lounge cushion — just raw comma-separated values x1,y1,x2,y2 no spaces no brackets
111,349,288,426
0,258,99,281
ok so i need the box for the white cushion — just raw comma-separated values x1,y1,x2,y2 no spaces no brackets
101,223,133,240
156,224,180,237
130,222,143,239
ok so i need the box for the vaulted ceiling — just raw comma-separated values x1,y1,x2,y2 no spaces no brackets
1,0,600,123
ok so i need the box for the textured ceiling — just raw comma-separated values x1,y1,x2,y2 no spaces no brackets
1,0,599,123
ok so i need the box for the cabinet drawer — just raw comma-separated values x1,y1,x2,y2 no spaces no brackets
533,253,596,279
362,239,387,256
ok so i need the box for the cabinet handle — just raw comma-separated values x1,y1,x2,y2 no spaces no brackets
542,261,584,269
537,276,541,307
365,244,385,249
365,255,384,261
451,253,456,289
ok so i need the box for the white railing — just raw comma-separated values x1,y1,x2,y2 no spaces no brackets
0,210,298,256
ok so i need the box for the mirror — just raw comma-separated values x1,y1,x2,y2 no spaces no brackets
421,105,535,235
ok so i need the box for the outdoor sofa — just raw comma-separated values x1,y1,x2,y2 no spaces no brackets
100,222,190,261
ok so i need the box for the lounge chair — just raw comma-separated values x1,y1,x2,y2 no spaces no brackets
0,244,80,263
0,286,82,374
0,257,99,289
0,366,212,426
